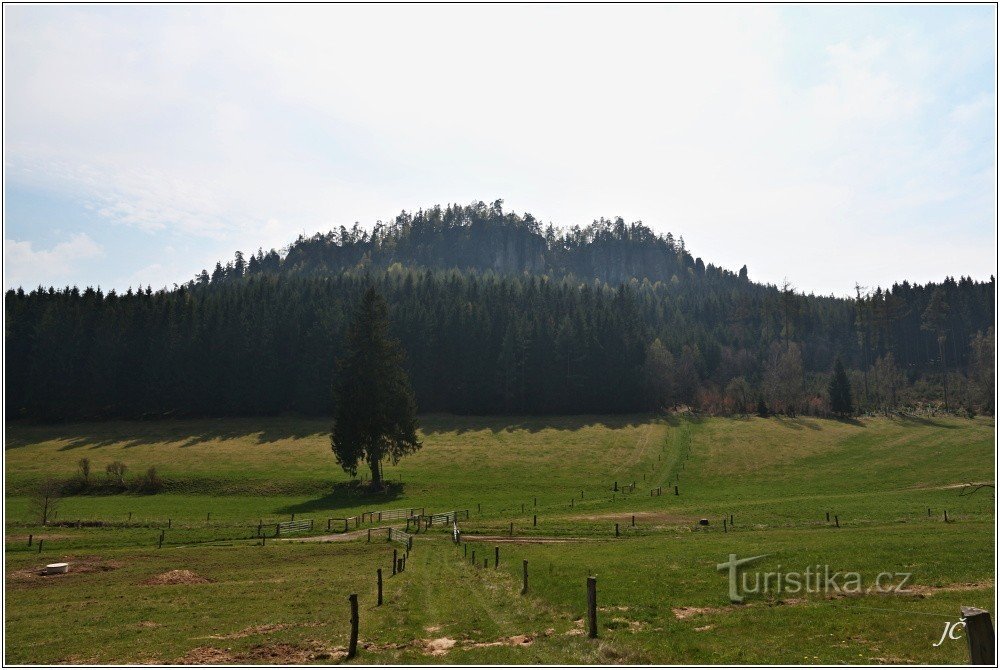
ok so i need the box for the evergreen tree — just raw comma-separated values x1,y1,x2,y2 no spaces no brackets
331,287,421,487
828,358,853,416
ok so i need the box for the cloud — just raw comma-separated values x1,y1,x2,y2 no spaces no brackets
4,233,104,288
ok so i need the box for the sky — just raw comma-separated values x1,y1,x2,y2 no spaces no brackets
3,4,996,297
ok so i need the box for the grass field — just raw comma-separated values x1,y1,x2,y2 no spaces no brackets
4,414,995,664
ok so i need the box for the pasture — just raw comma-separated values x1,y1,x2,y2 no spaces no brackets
4,414,995,664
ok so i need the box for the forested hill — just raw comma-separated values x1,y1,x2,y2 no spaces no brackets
199,201,739,289
5,201,996,420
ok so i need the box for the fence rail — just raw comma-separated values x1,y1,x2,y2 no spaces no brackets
422,510,470,526
387,527,414,549
361,508,425,524
275,519,314,535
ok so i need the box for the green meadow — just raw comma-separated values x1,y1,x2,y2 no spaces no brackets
4,415,995,664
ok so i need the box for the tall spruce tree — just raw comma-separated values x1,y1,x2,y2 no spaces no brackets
828,358,853,417
331,287,421,487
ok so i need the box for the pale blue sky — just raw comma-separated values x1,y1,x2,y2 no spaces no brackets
3,4,996,296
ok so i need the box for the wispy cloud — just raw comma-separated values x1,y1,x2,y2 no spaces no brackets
3,5,995,294
4,233,104,288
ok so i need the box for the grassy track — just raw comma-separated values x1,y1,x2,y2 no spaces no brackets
4,414,995,663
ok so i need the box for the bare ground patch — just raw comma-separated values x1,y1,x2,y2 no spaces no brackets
177,642,347,664
7,557,123,584
200,622,326,640
141,569,210,586
278,529,369,543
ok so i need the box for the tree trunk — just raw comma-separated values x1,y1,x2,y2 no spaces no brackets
369,456,382,488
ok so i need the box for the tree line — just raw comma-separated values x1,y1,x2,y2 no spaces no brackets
5,202,995,420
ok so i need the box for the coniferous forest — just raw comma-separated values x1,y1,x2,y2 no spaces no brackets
5,201,995,421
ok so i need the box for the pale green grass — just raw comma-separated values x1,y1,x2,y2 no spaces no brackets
4,414,995,664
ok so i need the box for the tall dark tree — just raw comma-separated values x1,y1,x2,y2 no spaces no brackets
828,358,853,417
331,287,421,487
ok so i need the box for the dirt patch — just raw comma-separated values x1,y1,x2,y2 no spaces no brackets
178,642,345,664
205,624,293,639
904,581,993,596
468,634,535,649
424,638,456,656
424,625,442,633
278,529,369,543
7,557,122,584
137,621,162,629
141,570,210,586
672,605,735,619
460,535,593,544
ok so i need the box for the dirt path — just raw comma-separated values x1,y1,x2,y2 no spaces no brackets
460,534,597,544
276,529,368,543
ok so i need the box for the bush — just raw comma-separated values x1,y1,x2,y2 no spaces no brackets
136,466,163,494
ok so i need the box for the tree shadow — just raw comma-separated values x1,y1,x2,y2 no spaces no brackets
5,417,329,452
662,413,705,427
417,413,655,435
772,416,822,431
274,481,404,515
890,414,961,429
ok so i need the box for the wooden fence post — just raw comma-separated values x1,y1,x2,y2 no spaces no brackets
835,515,840,528
615,523,619,537
377,569,383,606
826,512,830,522
347,594,359,659
367,528,371,543
962,606,995,665
631,515,635,527
471,549,476,566
495,546,499,568
723,519,727,533
730,514,734,526
587,577,598,638
522,560,528,595
533,515,537,527
509,522,514,536
673,485,678,495
27,534,32,547
168,518,172,529
38,539,43,553
392,549,398,575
